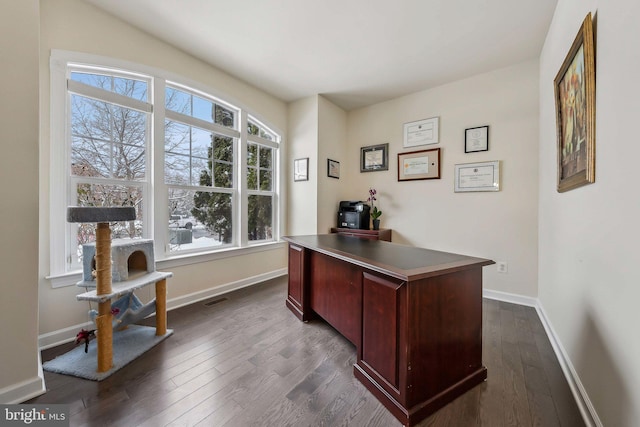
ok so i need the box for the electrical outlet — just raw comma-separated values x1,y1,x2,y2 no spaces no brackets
497,261,508,274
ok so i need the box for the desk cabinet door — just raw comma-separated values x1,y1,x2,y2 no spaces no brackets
286,244,308,321
361,272,404,392
310,252,362,345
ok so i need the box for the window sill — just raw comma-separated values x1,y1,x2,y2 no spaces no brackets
47,240,287,288
157,240,287,270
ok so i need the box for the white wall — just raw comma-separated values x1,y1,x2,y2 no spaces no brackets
0,0,44,403
539,1,640,425
317,95,348,233
38,0,288,338
287,96,318,235
347,60,540,297
286,95,347,236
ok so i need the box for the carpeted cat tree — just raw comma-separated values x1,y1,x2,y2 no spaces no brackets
63,207,172,375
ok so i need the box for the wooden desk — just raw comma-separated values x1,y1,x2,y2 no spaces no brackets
330,227,392,241
283,234,494,426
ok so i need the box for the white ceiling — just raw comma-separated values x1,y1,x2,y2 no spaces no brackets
85,0,557,111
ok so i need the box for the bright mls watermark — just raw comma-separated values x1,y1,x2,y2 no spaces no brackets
1,405,69,426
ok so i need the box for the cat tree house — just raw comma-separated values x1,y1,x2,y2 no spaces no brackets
68,207,172,373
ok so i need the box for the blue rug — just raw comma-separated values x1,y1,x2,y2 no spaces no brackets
43,325,173,381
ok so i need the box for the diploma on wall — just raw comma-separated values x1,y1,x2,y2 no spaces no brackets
403,156,429,175
454,161,500,192
397,148,440,181
403,117,439,147
365,149,384,167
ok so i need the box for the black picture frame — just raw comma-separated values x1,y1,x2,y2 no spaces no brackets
327,159,340,179
465,125,489,153
360,143,389,172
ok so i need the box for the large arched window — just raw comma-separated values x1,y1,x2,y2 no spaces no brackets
49,51,280,281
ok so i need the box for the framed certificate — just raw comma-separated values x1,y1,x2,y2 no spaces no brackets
360,143,389,172
465,125,489,153
403,117,439,148
454,160,500,192
398,148,441,181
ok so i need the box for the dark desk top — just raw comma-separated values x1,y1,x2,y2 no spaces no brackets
283,234,494,281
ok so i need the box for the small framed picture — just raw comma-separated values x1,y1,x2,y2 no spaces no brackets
294,158,309,181
465,125,489,153
398,148,441,181
360,143,389,172
327,159,340,179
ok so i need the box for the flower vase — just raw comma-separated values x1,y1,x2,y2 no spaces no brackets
372,219,380,230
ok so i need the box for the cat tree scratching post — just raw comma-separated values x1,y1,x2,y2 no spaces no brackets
68,207,136,373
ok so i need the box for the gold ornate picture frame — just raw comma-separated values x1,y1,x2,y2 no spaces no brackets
554,12,596,193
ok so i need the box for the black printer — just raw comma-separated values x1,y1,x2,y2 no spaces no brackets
337,201,370,230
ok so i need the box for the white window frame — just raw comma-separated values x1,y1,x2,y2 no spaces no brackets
163,82,241,254
48,50,282,286
246,116,280,244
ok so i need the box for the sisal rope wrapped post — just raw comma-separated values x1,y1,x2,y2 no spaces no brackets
95,313,113,372
95,222,113,372
155,279,167,336
95,222,112,296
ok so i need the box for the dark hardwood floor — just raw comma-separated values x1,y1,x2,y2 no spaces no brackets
30,277,585,426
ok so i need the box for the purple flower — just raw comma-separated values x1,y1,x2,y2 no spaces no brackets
367,188,382,220
368,188,377,202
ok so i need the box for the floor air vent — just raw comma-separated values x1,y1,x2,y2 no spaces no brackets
203,297,228,307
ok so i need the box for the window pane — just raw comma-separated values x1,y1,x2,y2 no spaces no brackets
213,135,233,163
248,195,272,241
165,87,191,115
113,143,145,180
71,135,110,178
191,127,212,159
71,95,111,142
70,72,148,102
192,157,210,186
165,120,190,155
213,162,233,188
247,167,258,191
259,146,272,169
215,104,235,128
165,153,190,185
259,170,272,191
167,189,233,252
248,122,259,136
247,143,257,167
193,95,214,123
111,105,146,147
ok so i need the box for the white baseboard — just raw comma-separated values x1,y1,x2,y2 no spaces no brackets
166,268,287,311
484,288,601,427
534,303,602,427
483,288,538,307
38,268,288,349
0,375,45,404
